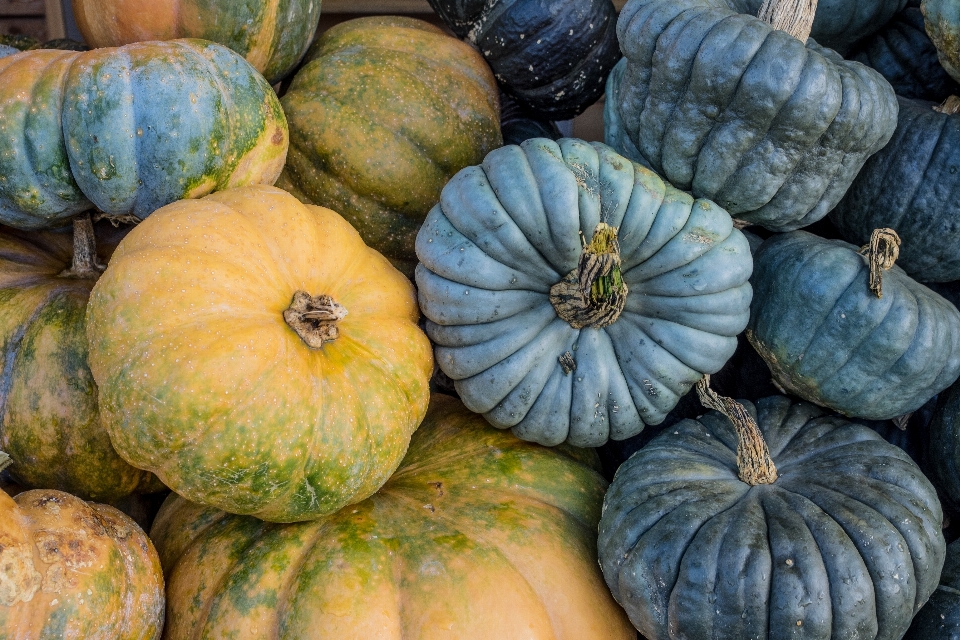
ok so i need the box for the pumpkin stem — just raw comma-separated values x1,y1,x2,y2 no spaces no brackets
550,222,628,329
59,213,106,279
284,291,347,349
696,375,778,486
857,228,901,298
757,0,818,41
0,451,11,474
934,96,960,115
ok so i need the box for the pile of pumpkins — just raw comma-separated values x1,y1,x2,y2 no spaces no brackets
4,0,960,638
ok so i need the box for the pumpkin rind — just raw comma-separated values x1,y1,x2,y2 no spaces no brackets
904,539,960,639
0,488,165,639
85,184,433,522
150,394,635,640
922,0,960,84
599,395,946,640
927,380,960,513
748,230,960,420
72,0,321,84
416,138,753,447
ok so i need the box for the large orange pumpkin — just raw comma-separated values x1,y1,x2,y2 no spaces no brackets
85,184,433,523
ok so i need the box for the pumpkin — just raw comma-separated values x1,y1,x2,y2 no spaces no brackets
72,0,320,84
926,380,960,513
904,539,960,639
922,0,960,84
599,387,946,639
276,16,501,277
0,41,287,231
415,138,753,447
612,0,899,231
850,7,960,102
830,97,960,282
0,220,159,503
500,93,561,146
0,44,16,58
426,0,621,120
747,230,960,420
150,394,635,640
0,487,165,639
85,184,433,523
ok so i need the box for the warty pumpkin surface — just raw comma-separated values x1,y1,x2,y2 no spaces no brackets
416,138,753,447
0,488,165,639
150,394,635,640
71,0,321,84
276,16,502,277
85,184,433,523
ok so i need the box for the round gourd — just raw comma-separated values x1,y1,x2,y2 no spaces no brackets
830,97,960,282
599,391,946,640
426,0,621,119
150,394,635,640
612,0,899,231
747,230,960,420
904,539,960,639
0,41,287,231
922,0,960,84
927,380,960,513
415,138,753,447
276,16,501,277
0,221,158,502
72,0,321,83
85,184,433,523
0,487,165,639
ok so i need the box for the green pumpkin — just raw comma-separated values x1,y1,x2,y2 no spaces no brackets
922,0,960,84
600,393,946,639
612,0,899,231
748,230,960,420
416,138,753,447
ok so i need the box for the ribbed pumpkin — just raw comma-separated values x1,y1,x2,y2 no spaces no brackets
0,41,287,231
275,16,502,277
0,487,165,639
922,0,960,83
748,230,960,420
0,221,158,502
150,394,635,640
599,390,946,640
612,0,899,231
499,94,561,146
416,138,753,447
85,184,433,523
926,380,960,513
71,0,321,83
904,539,960,639
426,0,621,119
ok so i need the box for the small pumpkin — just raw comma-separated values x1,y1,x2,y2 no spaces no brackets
922,0,960,84
85,184,433,523
72,0,321,83
599,387,946,639
500,93,561,146
416,138,753,447
0,486,165,639
276,16,501,277
747,229,960,420
904,539,960,639
150,394,635,640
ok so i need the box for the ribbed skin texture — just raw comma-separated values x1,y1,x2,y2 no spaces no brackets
86,185,433,523
850,7,960,102
830,97,960,283
416,139,753,447
0,489,165,639
748,231,960,420
613,0,899,231
0,223,157,502
603,58,646,167
0,42,287,230
277,16,501,277
72,0,321,83
929,382,960,513
904,539,960,639
599,396,946,640
923,0,960,84
426,0,621,119
150,394,635,640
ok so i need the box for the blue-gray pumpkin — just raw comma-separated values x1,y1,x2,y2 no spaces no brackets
830,97,960,283
415,138,753,447
599,392,946,640
748,230,960,420
612,0,899,231
904,539,960,639
922,0,960,84
927,380,960,513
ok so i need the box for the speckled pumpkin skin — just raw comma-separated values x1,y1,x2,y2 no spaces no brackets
276,16,502,277
922,0,960,84
150,394,635,640
72,0,321,83
0,489,164,639
0,223,158,503
85,185,433,523
0,41,288,231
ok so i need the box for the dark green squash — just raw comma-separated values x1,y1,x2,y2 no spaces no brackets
500,93,561,146
599,390,946,639
927,381,960,513
904,539,960,639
